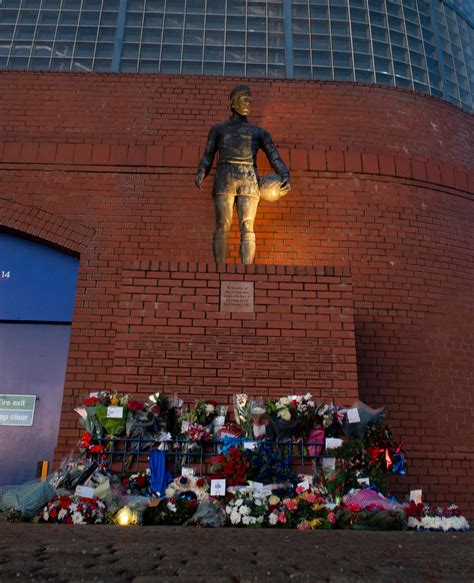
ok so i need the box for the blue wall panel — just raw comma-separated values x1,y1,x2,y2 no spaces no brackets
0,233,79,322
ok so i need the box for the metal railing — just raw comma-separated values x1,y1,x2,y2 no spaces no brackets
92,437,325,477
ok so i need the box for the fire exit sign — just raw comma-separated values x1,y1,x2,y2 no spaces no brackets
0,394,37,426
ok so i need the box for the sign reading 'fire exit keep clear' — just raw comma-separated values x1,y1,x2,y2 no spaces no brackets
0,394,37,426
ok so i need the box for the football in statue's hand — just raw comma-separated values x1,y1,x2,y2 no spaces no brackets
259,174,289,202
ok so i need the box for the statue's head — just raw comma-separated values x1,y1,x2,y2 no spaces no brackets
229,85,252,117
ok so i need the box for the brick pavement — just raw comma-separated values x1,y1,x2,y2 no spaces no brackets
0,522,472,582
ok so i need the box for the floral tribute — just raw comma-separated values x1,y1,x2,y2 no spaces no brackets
267,485,332,530
120,471,150,497
3,389,457,532
405,502,470,532
225,491,268,527
210,447,250,486
165,475,209,501
39,496,106,525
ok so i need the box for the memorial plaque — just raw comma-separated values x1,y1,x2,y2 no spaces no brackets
220,281,254,313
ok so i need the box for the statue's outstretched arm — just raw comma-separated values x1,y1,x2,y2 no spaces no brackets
195,126,218,189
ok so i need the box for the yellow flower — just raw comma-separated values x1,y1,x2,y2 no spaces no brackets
308,518,322,529
268,495,280,506
311,503,324,512
110,395,120,406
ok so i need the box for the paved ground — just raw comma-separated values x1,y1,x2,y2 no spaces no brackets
0,523,472,583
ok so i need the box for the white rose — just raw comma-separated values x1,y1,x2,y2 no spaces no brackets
239,505,250,515
278,409,291,421
226,506,232,514
269,512,278,526
242,515,251,525
257,516,264,523
205,404,215,415
230,512,241,525
255,498,262,506
236,499,243,507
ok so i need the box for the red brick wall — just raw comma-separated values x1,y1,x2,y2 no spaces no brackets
112,262,357,400
0,73,473,516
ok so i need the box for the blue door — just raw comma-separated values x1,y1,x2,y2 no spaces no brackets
0,233,79,485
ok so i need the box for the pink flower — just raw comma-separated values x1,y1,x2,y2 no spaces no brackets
328,512,336,524
305,493,318,504
278,512,287,524
297,523,309,531
284,499,298,511
296,485,305,494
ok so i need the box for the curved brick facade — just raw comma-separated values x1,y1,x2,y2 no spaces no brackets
0,73,473,516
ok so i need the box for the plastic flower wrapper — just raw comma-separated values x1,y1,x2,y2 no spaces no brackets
225,490,268,527
213,404,228,432
233,394,253,438
314,462,346,505
50,444,100,491
75,407,103,439
266,397,299,441
334,506,406,530
83,392,129,437
188,499,227,528
342,400,384,438
0,480,56,522
250,398,268,439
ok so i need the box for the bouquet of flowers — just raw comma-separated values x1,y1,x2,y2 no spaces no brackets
267,486,332,530
314,464,346,505
233,394,253,438
266,396,301,440
314,402,347,436
245,444,294,484
405,502,470,532
39,495,106,525
188,399,218,427
335,506,406,530
180,420,211,449
210,447,249,486
225,491,268,527
142,496,198,526
120,471,150,497
250,398,268,439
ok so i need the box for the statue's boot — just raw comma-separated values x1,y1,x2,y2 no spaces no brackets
213,235,228,263
240,233,256,265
